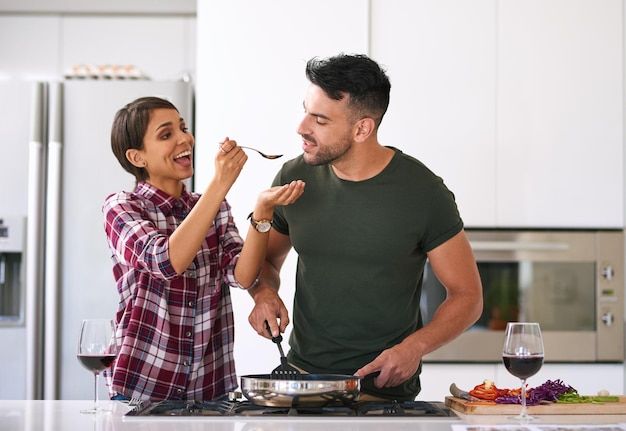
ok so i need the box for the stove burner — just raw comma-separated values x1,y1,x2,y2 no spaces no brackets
357,401,452,417
128,400,234,416
233,401,358,416
126,400,457,418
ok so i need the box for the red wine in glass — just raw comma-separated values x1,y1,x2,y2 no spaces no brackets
503,355,543,380
77,354,117,373
502,322,544,422
77,319,117,414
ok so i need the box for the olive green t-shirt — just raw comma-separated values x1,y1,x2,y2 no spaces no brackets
271,147,463,400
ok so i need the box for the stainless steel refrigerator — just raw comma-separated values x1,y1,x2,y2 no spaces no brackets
0,79,194,400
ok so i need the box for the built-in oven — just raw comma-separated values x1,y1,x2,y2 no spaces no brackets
421,230,624,362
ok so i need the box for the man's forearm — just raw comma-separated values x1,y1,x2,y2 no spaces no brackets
247,260,281,300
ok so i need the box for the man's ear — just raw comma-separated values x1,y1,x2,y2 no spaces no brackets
126,149,146,168
354,117,375,142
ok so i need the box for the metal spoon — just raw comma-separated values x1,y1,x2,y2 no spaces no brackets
239,146,283,160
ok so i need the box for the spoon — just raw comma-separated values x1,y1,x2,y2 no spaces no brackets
239,146,283,160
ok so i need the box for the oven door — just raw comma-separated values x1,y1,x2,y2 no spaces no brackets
421,230,624,362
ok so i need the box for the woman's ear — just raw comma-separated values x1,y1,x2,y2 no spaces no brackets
126,149,146,168
353,117,375,142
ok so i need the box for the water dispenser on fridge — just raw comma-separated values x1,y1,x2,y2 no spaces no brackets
0,216,25,324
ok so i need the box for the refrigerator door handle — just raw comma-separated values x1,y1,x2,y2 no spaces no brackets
25,82,46,400
43,81,64,400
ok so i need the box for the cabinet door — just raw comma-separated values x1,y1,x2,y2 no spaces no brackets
497,0,623,228
370,0,497,227
0,0,195,14
61,16,196,81
0,16,60,78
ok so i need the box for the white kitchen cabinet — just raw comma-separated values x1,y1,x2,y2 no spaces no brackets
418,363,495,401
370,0,497,227
0,15,195,82
0,16,60,80
61,16,196,82
496,0,623,228
370,0,623,228
0,0,194,14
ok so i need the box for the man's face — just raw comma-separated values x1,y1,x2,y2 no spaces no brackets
296,84,355,166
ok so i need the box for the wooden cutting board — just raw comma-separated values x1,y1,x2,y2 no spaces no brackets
445,396,626,415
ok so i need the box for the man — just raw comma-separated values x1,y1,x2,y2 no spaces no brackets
247,53,483,400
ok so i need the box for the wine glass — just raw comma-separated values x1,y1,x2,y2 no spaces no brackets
502,322,544,422
77,319,117,414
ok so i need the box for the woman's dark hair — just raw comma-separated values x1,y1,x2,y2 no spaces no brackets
111,96,179,182
305,53,391,127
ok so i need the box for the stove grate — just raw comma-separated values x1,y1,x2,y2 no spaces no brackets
126,399,457,418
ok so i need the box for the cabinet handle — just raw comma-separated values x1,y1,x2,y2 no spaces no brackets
469,241,569,251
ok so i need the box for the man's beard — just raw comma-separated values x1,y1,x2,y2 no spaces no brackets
302,131,353,166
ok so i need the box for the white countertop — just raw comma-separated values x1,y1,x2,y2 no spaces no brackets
1,400,626,431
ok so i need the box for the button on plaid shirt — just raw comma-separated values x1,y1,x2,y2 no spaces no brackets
102,182,245,400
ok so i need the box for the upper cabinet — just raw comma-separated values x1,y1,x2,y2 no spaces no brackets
370,0,623,229
496,0,623,228
0,0,195,14
0,15,196,82
370,0,498,227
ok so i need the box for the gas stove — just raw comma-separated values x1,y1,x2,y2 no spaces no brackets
125,399,458,419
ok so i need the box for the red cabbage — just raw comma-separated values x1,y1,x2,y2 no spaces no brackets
529,379,574,404
494,379,574,405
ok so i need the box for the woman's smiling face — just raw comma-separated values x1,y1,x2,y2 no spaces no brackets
134,108,194,195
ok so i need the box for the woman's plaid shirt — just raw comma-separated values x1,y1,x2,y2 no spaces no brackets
102,182,245,401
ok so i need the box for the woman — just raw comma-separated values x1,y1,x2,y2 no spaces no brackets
102,96,304,401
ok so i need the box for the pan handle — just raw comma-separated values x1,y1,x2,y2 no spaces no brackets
359,371,381,381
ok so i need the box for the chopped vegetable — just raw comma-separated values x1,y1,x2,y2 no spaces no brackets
492,379,573,405
557,389,619,404
593,396,620,402
469,378,619,405
469,381,509,401
528,379,574,405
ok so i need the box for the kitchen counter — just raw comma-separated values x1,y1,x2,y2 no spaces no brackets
1,400,626,431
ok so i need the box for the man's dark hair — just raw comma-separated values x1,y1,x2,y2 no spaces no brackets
305,53,391,127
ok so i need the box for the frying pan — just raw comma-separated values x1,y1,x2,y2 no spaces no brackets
240,373,361,407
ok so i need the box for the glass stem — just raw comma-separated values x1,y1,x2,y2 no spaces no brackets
520,378,527,417
93,372,99,411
